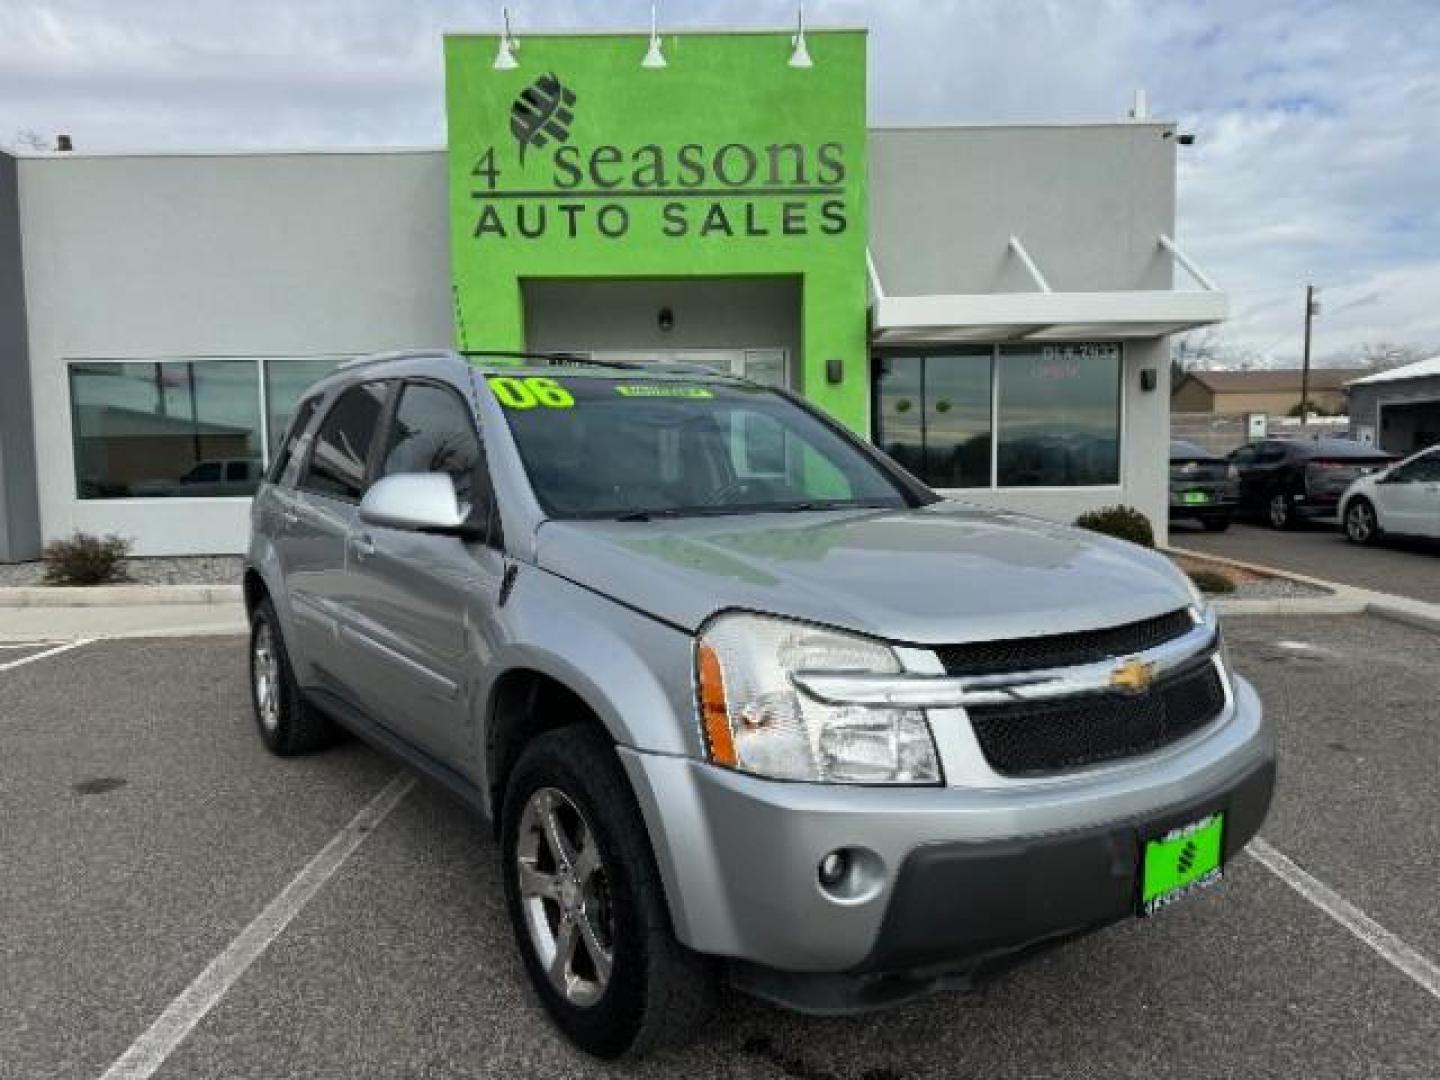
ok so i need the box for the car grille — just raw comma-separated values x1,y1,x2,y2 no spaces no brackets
934,608,1195,677
967,659,1227,777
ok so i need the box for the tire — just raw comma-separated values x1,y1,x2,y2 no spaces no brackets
249,597,338,756
1202,515,1232,533
501,725,716,1059
1267,492,1295,530
1345,497,1379,546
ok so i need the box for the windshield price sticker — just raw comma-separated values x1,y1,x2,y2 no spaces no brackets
614,385,715,399
487,376,576,410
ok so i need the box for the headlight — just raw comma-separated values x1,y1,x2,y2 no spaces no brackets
696,612,941,785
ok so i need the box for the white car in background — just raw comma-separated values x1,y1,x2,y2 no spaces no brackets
1340,446,1440,544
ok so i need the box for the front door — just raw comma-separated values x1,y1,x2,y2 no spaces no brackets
341,379,507,769
1376,450,1440,537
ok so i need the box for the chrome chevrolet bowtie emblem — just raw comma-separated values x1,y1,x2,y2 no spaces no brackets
1110,658,1158,694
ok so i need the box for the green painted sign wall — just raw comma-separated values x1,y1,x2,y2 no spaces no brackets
444,30,869,430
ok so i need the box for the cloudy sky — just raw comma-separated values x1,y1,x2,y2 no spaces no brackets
3,0,1437,367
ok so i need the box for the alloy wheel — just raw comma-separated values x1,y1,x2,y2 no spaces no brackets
515,787,615,1008
1347,501,1375,543
252,622,280,733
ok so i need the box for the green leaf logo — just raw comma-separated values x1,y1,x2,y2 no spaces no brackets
510,73,577,165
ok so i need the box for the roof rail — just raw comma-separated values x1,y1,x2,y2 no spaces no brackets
336,349,453,371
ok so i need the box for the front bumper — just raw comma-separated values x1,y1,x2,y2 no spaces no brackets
619,673,1273,1010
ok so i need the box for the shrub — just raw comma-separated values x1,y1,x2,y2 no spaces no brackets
1073,505,1155,548
42,532,132,586
1187,568,1237,595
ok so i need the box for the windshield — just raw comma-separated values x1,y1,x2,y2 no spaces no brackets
489,375,919,519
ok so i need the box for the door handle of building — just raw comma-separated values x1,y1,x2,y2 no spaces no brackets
352,534,376,560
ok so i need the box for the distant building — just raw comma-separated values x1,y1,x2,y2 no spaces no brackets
1171,368,1367,416
1347,357,1440,455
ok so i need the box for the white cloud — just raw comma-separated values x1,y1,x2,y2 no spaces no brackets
2,0,1436,363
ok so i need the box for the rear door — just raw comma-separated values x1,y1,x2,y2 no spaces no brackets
1375,450,1440,537
341,378,508,768
285,380,394,697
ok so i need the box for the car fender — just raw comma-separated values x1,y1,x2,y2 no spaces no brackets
479,564,702,770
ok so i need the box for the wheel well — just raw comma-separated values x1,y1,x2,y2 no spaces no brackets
486,669,611,829
242,569,268,617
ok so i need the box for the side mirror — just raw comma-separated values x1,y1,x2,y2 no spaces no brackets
360,473,470,534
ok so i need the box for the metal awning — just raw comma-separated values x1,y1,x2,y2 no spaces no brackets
869,235,1228,345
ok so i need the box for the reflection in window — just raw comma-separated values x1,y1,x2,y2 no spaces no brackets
872,352,992,488
70,361,263,499
997,344,1120,487
70,356,348,500
302,382,390,502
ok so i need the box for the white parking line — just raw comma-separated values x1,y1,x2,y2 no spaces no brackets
98,772,416,1080
1248,837,1440,1002
0,639,92,672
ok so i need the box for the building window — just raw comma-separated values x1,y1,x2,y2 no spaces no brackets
69,357,345,499
872,343,1121,490
996,344,1121,487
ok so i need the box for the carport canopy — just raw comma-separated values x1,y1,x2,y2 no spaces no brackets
868,235,1229,345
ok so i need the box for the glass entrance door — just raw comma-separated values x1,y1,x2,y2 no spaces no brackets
588,349,788,388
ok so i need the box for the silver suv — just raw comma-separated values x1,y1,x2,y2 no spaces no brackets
245,350,1274,1058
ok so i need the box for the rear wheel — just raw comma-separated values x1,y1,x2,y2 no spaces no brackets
249,598,338,755
1345,497,1379,545
1268,492,1295,530
501,726,716,1058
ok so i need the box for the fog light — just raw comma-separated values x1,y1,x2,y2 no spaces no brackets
818,850,849,887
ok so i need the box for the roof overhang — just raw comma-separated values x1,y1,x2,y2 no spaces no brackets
868,234,1228,345
871,289,1229,345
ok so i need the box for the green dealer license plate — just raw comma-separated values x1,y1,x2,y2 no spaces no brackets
1182,491,1210,505
1140,813,1225,916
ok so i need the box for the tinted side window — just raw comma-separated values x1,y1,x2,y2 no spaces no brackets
380,382,488,512
1230,446,1256,466
301,382,391,502
269,397,319,485
1395,453,1440,483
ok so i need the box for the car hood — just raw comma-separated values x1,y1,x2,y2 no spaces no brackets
534,501,1195,644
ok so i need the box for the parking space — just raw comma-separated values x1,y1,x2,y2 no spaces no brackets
2,623,1437,1079
1175,520,1440,603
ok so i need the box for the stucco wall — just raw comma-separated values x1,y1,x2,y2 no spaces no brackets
868,123,1177,296
18,150,453,555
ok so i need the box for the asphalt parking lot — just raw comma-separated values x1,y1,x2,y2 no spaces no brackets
1174,519,1440,604
2,618,1438,1079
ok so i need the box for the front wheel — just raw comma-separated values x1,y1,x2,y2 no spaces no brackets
1345,498,1379,545
501,726,716,1058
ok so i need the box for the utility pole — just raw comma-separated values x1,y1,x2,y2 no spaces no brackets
1299,284,1318,430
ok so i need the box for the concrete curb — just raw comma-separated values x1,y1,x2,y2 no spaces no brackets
1168,543,1440,633
0,584,242,608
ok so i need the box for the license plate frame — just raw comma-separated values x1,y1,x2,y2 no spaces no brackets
1139,812,1226,917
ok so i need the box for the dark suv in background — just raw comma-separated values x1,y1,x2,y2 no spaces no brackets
1169,441,1239,531
1229,438,1394,529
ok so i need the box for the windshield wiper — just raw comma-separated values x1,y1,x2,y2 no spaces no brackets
612,506,753,522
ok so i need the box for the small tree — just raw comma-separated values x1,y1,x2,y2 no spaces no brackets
42,532,132,586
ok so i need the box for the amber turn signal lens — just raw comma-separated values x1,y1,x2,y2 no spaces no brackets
697,643,737,767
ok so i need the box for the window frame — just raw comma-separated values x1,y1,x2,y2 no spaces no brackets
376,377,504,549
296,379,398,505
870,343,1126,493
267,394,322,487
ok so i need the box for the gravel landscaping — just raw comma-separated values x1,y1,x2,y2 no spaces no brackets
1170,553,1333,601
0,556,243,588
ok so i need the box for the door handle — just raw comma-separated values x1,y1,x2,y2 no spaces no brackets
351,533,376,560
